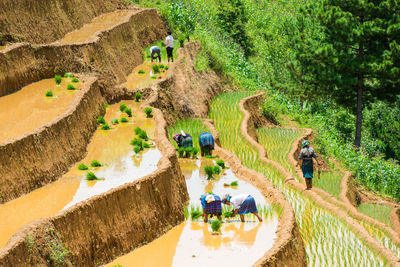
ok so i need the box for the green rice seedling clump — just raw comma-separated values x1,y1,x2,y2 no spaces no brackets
101,123,111,130
211,219,222,232
135,92,142,102
97,116,105,124
205,155,217,159
54,75,62,85
213,165,221,175
204,165,214,179
134,126,142,135
105,103,109,108
192,147,199,158
151,75,157,79
64,73,73,78
144,107,153,118
125,108,132,117
223,211,232,218
191,210,202,220
90,160,102,167
111,118,119,124
71,78,80,83
159,64,165,69
77,163,89,170
45,90,53,97
230,180,238,186
152,65,160,74
138,130,149,140
164,66,169,71
184,147,193,158
67,84,77,90
216,159,225,169
86,172,99,181
133,145,141,154
119,104,127,112
130,138,143,147
120,117,129,123
138,69,145,74
178,147,185,158
143,142,150,149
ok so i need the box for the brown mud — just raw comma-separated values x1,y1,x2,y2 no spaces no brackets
124,61,168,90
243,93,400,265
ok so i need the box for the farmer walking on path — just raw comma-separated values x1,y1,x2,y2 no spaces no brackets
297,139,320,190
150,45,161,63
200,193,222,223
165,30,174,63
199,132,215,156
222,194,263,222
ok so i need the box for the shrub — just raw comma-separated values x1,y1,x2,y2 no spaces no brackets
90,160,102,167
138,69,145,74
119,104,127,112
101,123,111,130
66,84,77,90
211,219,222,232
135,92,142,102
54,75,62,85
111,118,119,124
138,130,149,140
86,172,99,181
213,165,221,175
216,159,225,169
205,165,214,179
152,65,160,74
71,78,80,83
64,73,73,78
77,163,88,170
134,126,142,135
133,145,141,154
120,117,128,123
192,147,199,158
144,107,153,118
125,108,133,117
45,90,53,97
191,210,202,220
97,116,106,124
230,181,238,186
178,147,185,158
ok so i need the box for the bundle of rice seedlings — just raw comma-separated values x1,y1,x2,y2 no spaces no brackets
71,78,80,83
111,118,119,124
138,69,145,74
191,210,202,220
67,84,77,90
125,108,133,117
86,172,100,181
144,107,153,118
54,75,62,85
120,117,129,123
45,90,53,97
64,73,73,78
211,219,222,232
101,123,111,130
135,92,142,102
230,181,239,186
78,163,89,170
205,165,214,180
216,160,225,169
213,165,221,175
119,104,127,112
97,116,106,124
90,160,102,167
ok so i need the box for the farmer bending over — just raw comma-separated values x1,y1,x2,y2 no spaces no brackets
296,139,320,190
199,132,215,156
150,45,161,62
165,30,174,63
172,130,193,148
200,193,222,223
222,194,263,222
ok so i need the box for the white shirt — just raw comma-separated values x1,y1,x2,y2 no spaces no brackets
166,35,174,48
150,46,159,53
230,194,250,209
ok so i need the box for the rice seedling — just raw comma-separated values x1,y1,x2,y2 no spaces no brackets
130,138,143,147
135,92,142,102
151,75,157,79
133,145,141,154
230,180,238,186
191,210,202,220
64,73,73,78
152,64,160,74
204,165,214,180
97,116,106,124
205,155,217,159
45,90,53,97
216,159,225,169
144,107,153,118
159,64,165,69
138,69,145,74
90,160,102,167
71,78,80,83
111,118,119,124
101,123,111,130
358,203,392,226
85,172,100,181
213,165,221,175
66,84,77,90
184,147,193,158
119,104,127,112
125,108,133,117
143,142,150,149
105,103,109,108
312,171,343,199
120,117,129,123
138,130,149,140
134,126,142,135
211,219,222,233
77,163,88,170
192,147,199,158
178,147,185,158
165,66,169,71
54,75,62,85
223,210,232,218
184,206,189,219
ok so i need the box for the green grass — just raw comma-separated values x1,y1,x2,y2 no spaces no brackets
97,116,106,124
66,84,77,90
358,203,392,226
90,160,102,167
45,90,53,97
54,75,62,85
143,40,179,62
77,163,89,170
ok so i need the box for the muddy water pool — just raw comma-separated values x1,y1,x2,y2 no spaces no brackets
124,61,169,90
0,101,161,248
107,158,278,267
0,77,82,144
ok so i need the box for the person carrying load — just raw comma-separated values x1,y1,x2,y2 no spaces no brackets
172,130,193,148
199,132,215,156
222,194,263,222
200,193,222,222
296,139,320,190
150,45,161,62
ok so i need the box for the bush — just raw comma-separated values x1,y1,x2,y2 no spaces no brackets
138,69,145,74
216,159,225,169
54,75,62,85
120,117,129,123
133,145,141,154
90,160,102,167
211,219,222,232
71,78,80,83
119,104,127,112
205,165,214,179
191,210,202,220
230,180,238,186
152,65,160,74
97,116,105,124
64,73,73,78
144,107,153,118
67,84,77,90
101,123,111,130
86,172,99,181
135,92,142,102
125,108,133,117
138,130,149,140
78,163,88,170
45,90,53,97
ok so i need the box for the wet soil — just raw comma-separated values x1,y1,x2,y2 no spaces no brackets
0,101,161,248
0,77,82,144
107,158,278,267
124,61,169,90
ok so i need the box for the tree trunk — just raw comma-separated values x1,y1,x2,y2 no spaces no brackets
354,42,364,148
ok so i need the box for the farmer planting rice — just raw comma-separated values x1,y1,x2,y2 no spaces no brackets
150,45,161,62
172,130,193,148
199,132,215,156
200,193,222,222
222,194,263,222
165,30,174,63
296,139,320,190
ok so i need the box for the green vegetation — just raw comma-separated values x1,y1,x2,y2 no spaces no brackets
213,165,221,175
223,210,232,218
313,171,343,200
176,147,199,159
150,75,157,79
135,92,142,102
144,107,153,118
86,172,100,181
230,180,238,186
134,127,142,135
159,64,165,69
194,50,209,71
25,234,35,256
192,147,199,158
143,40,179,62
125,108,133,117
152,64,160,74
111,118,119,124
66,84,77,90
178,35,185,47
133,145,141,154
216,159,225,169
190,210,202,220
47,235,71,266
120,117,129,123
138,69,145,74
45,90,53,97
97,116,106,124
54,75,62,85
204,165,214,180
71,78,80,83
63,73,73,78
90,160,102,167
105,103,109,108
119,104,127,112
138,130,149,140
358,203,392,227
164,66,169,71
178,147,185,158
77,163,89,170
101,123,111,130
211,219,222,233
